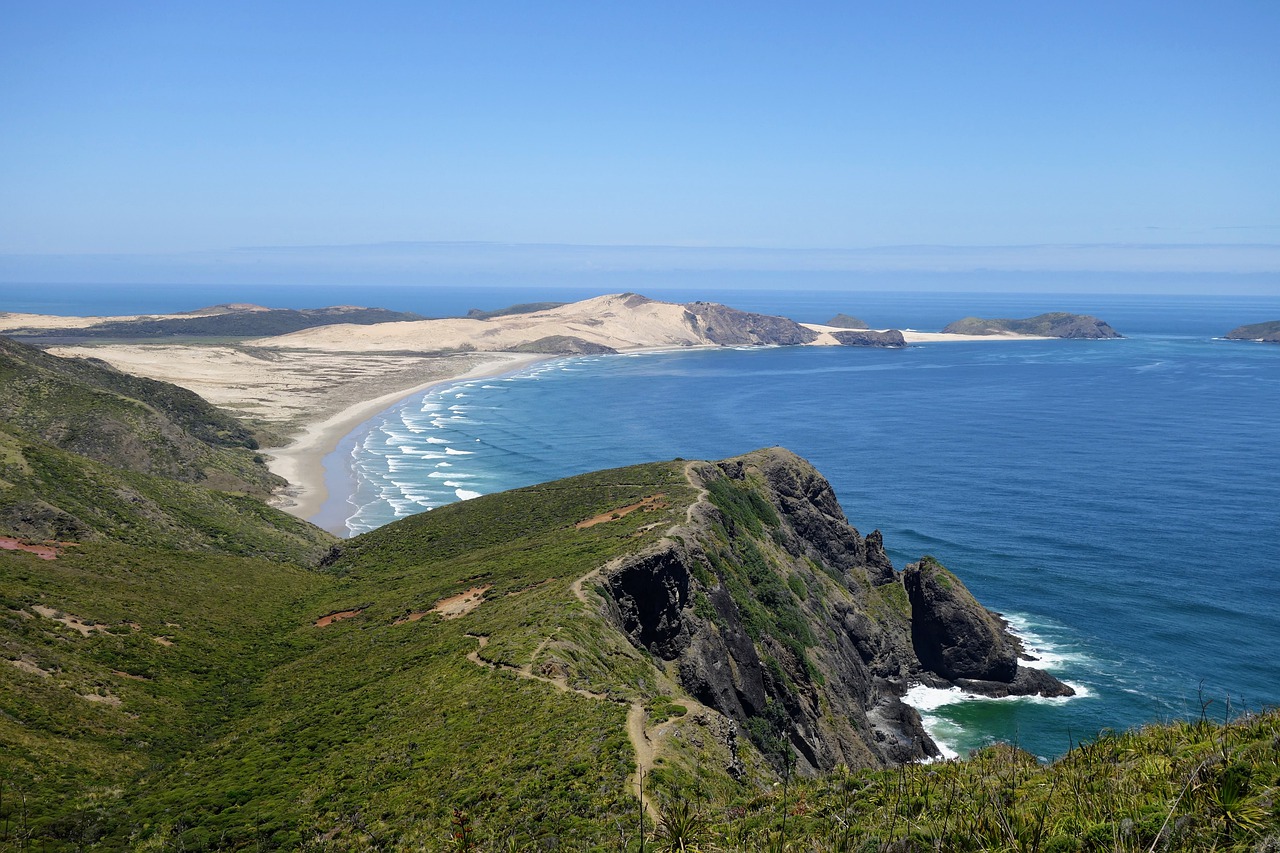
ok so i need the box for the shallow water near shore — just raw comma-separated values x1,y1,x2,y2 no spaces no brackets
338,295,1280,759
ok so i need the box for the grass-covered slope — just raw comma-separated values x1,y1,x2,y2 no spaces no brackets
2,460,706,850
656,707,1280,851
0,335,278,494
0,422,333,559
0,542,328,850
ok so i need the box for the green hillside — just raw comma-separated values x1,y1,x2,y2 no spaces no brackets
0,335,277,495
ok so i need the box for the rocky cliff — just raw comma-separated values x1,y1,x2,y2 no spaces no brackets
831,328,906,348
682,301,820,346
600,448,1071,775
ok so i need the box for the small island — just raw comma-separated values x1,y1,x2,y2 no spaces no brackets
942,312,1122,339
1225,320,1280,343
825,313,870,329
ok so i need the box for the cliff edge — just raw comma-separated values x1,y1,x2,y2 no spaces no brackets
600,448,1072,775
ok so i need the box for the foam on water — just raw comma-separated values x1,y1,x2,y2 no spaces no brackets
901,612,1096,758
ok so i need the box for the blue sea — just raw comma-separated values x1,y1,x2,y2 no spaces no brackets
5,282,1279,759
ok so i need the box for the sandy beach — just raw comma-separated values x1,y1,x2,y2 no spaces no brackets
264,352,543,523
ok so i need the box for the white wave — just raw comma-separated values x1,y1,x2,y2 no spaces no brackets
1002,613,1093,671
903,673,1091,760
455,488,482,500
425,436,450,444
435,461,452,467
444,447,474,455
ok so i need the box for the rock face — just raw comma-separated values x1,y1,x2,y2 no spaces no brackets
683,302,820,346
905,557,1017,682
942,313,1122,339
599,448,1072,775
1225,320,1280,342
832,329,906,348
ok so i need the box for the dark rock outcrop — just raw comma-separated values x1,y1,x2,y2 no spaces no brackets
598,448,1072,776
683,302,820,346
904,557,1018,682
831,329,906,348
1225,320,1280,342
942,313,1122,339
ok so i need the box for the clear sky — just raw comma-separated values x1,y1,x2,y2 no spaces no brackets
1,1,1277,285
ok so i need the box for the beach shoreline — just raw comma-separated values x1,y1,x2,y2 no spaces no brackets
264,352,545,524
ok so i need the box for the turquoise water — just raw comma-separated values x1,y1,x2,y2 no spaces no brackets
5,284,1278,758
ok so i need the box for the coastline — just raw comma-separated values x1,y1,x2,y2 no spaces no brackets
264,352,545,525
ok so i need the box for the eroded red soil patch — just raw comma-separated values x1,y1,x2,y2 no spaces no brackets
0,537,68,560
575,494,668,529
314,608,364,627
392,611,429,625
430,585,491,620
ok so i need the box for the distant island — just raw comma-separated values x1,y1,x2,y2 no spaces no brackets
1225,320,1280,342
825,313,869,329
942,312,1122,339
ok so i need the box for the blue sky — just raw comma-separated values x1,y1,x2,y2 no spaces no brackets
1,1,1277,286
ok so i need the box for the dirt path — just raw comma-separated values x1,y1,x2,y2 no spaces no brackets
463,630,659,822
683,460,711,525
627,703,660,822
466,470,717,826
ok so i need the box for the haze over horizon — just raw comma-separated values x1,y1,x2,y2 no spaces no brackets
2,2,1277,293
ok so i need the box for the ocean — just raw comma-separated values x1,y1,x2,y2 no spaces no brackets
5,282,1279,759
